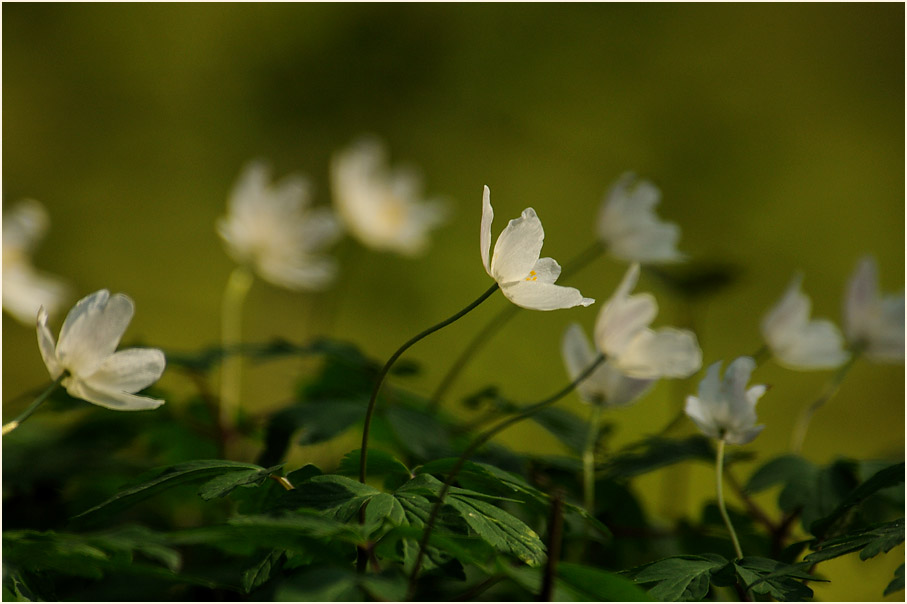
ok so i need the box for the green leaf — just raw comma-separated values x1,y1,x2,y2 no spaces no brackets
810,462,905,538
734,557,817,601
629,554,729,601
557,562,651,601
445,495,546,567
242,549,285,594
198,464,283,500
644,261,740,301
72,460,268,525
278,474,381,522
336,448,413,487
804,518,905,564
274,566,407,602
884,563,904,596
258,399,365,466
384,405,454,460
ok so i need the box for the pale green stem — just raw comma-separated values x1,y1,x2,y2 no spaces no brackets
220,265,255,428
789,349,860,454
716,438,743,559
582,403,604,514
2,374,67,435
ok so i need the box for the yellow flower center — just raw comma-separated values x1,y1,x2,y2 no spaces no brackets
525,270,538,282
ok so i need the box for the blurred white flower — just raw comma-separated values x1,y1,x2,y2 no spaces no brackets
594,263,702,378
218,162,341,291
843,256,904,363
562,323,654,407
481,186,594,311
596,173,684,264
761,274,849,370
3,199,69,325
331,138,446,256
37,289,166,410
685,357,766,445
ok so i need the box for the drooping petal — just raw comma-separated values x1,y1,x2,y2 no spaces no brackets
490,208,545,283
616,327,702,379
36,307,63,379
64,377,164,411
562,323,606,404
502,280,593,311
3,265,69,325
84,348,166,394
600,362,655,407
684,395,721,440
57,291,135,376
726,424,764,446
480,186,494,274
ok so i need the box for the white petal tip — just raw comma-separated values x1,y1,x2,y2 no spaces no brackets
581,298,595,307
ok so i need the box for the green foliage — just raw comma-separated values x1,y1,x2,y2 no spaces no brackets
885,563,905,596
733,557,819,601
605,436,752,479
628,554,730,601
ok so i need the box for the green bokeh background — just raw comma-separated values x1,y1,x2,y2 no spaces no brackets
3,4,903,600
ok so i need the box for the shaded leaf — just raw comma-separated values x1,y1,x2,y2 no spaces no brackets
884,563,904,596
605,436,751,479
198,464,283,500
810,462,904,538
734,557,817,601
242,549,285,594
805,518,905,564
629,554,729,601
529,406,591,455
71,460,267,525
557,562,651,601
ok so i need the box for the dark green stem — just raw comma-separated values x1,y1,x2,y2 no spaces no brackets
2,374,66,435
428,241,603,411
405,353,606,599
359,282,499,484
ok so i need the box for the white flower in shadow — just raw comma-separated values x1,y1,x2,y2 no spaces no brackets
37,290,166,410
844,256,904,363
562,323,654,407
685,357,766,445
594,263,701,378
597,173,684,264
331,138,446,256
481,186,594,311
218,162,341,291
3,199,70,325
761,274,848,370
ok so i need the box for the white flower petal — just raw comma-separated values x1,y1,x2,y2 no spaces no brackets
596,174,684,264
490,208,545,283
481,185,494,275
64,377,164,411
57,291,135,376
85,348,166,394
594,265,656,357
684,395,721,440
684,356,765,445
3,265,69,325
866,295,905,362
3,199,49,254
773,319,849,370
36,307,63,379
844,256,879,342
616,327,702,379
600,362,655,407
502,280,593,311
531,257,562,284
726,424,765,446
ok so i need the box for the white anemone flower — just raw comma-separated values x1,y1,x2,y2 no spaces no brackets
596,173,684,264
562,323,654,407
331,138,446,256
843,256,904,363
3,199,69,325
37,290,166,410
685,357,766,445
218,162,341,291
481,186,594,311
594,263,702,379
761,274,849,370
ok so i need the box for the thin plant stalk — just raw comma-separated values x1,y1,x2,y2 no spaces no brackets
220,265,254,428
582,402,604,514
428,241,604,410
359,282,499,484
405,353,606,599
789,350,860,454
2,374,67,435
716,438,743,559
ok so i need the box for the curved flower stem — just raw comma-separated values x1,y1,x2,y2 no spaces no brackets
716,438,743,559
789,350,859,454
405,353,606,600
2,374,67,435
359,282,500,484
428,241,604,411
220,265,255,429
582,403,604,514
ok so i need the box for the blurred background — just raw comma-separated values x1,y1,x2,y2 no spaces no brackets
3,4,903,600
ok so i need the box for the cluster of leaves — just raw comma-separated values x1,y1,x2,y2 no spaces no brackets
3,337,903,601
